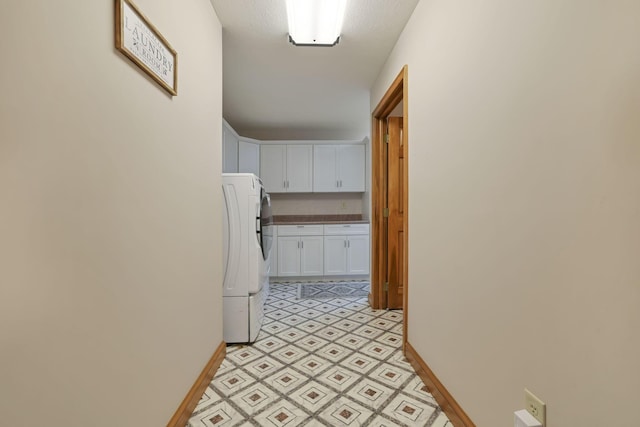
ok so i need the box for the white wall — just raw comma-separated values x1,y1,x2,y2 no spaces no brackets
371,1,640,426
0,1,223,426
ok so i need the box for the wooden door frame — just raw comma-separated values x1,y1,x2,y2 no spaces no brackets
370,65,409,351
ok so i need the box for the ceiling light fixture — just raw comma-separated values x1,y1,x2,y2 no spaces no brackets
286,0,347,47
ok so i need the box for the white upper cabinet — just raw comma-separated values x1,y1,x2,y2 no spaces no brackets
222,121,238,173
223,120,260,176
260,145,312,193
313,145,365,192
313,145,337,192
238,140,260,176
260,145,286,192
338,145,366,192
286,145,313,192
232,131,365,194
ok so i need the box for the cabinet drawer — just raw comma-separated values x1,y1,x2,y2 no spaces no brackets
277,224,324,236
323,224,370,236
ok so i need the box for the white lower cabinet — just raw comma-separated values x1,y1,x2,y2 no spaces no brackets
278,236,301,276
323,235,348,275
300,236,324,275
277,225,324,277
344,234,370,275
274,223,369,278
268,227,278,277
323,227,370,275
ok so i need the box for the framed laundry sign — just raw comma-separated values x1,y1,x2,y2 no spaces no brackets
115,0,178,95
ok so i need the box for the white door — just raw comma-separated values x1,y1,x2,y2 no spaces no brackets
278,236,301,276
347,234,370,275
338,145,365,192
238,140,260,176
300,236,324,276
260,145,286,193
313,145,338,192
286,145,313,192
324,235,347,275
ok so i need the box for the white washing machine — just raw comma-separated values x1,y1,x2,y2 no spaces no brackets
222,173,272,343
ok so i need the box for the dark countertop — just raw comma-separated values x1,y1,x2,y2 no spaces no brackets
272,214,369,225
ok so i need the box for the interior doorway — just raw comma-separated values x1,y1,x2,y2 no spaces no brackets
370,66,409,350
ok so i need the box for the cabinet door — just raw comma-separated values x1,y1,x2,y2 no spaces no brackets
260,145,286,193
278,224,323,236
300,236,324,276
313,145,338,192
278,236,301,276
269,230,278,277
324,236,347,275
238,140,260,176
347,234,370,275
338,145,365,192
222,126,238,173
286,145,313,192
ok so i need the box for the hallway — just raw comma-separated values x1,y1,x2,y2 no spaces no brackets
187,283,452,426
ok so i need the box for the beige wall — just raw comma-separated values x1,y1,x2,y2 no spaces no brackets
371,1,640,426
270,193,365,216
239,126,370,141
0,1,223,426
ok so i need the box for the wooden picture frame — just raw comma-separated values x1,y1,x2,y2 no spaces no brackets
115,0,178,96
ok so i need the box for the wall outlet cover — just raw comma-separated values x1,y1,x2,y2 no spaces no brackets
515,409,542,427
524,388,546,426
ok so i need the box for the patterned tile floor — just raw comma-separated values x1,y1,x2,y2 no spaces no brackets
188,283,452,427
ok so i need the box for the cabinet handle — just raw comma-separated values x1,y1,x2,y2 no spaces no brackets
297,241,300,249
301,241,304,249
284,180,286,189
336,180,339,188
344,240,347,248
340,180,343,187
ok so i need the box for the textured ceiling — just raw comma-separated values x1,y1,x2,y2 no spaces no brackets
210,0,419,139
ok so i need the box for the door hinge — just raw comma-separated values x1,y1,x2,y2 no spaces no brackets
384,282,389,292
383,207,389,218
384,134,389,144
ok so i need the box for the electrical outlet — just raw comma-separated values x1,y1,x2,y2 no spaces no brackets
524,388,546,426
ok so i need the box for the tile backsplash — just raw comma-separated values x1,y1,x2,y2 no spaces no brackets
269,193,364,216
